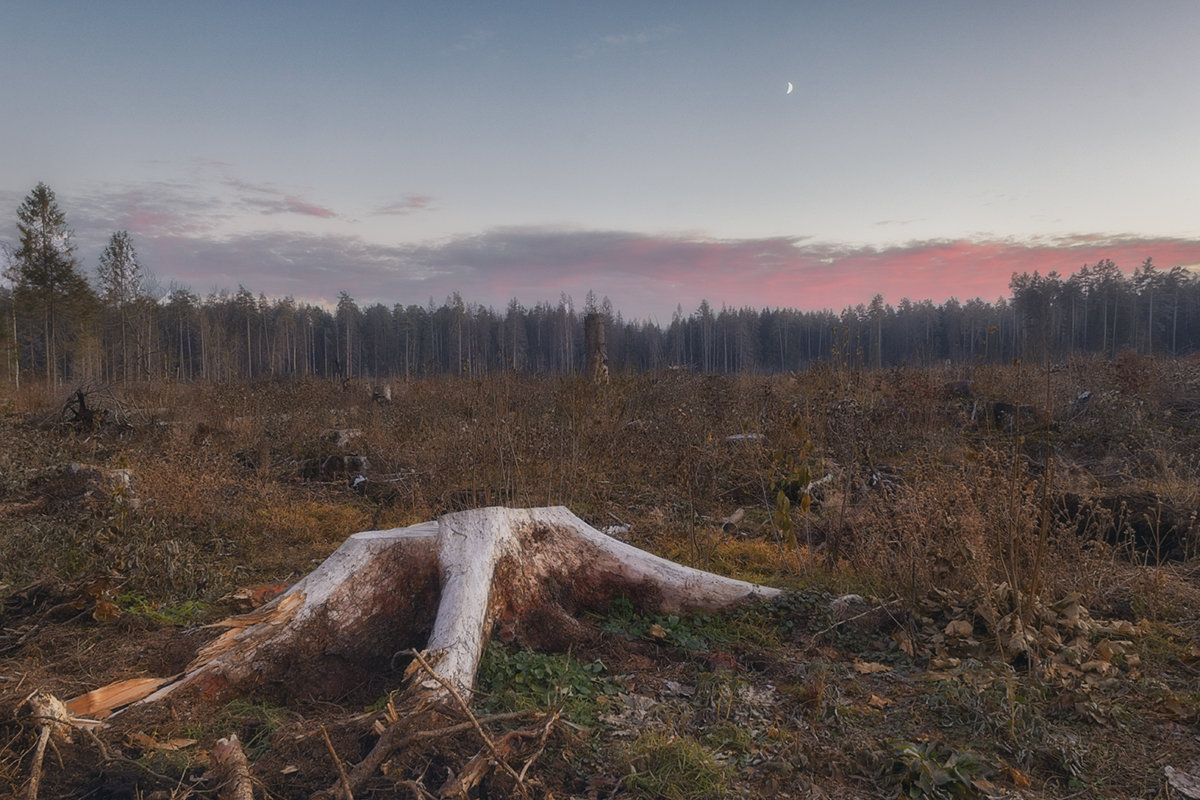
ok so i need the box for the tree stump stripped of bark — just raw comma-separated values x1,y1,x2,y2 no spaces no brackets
68,506,780,718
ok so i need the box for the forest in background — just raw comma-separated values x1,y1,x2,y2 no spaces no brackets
5,182,1200,386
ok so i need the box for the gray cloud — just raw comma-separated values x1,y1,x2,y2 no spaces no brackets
374,195,435,216
575,25,677,59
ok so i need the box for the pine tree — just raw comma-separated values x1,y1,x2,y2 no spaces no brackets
7,183,94,384
97,230,146,380
97,230,143,306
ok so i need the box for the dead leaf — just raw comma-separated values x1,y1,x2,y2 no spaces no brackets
92,599,122,623
127,731,157,751
852,661,890,674
867,694,891,708
1005,766,1032,788
219,583,291,613
281,765,300,775
944,619,973,637
929,656,961,670
646,623,668,640
1006,629,1031,654
1039,624,1063,648
157,738,197,751
891,630,915,656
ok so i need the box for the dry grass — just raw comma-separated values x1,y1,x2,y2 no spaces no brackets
3,357,1200,797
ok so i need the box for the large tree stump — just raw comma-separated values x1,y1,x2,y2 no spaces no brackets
68,506,779,718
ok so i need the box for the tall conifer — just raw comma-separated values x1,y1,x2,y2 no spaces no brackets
7,183,94,383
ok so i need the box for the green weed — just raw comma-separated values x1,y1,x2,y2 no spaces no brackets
886,739,994,800
115,589,210,625
475,641,618,724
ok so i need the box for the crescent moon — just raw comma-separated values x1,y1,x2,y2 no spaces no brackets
786,81,794,94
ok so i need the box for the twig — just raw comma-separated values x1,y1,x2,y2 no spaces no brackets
314,692,532,797
397,779,437,799
79,725,183,785
320,725,354,800
516,710,559,783
299,709,530,741
813,598,903,638
406,649,525,787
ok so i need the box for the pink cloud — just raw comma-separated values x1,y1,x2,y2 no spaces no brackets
395,228,1200,320
375,195,434,215
52,180,1200,323
219,175,338,218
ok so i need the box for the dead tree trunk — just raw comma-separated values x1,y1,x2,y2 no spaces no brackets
68,506,778,720
584,312,608,383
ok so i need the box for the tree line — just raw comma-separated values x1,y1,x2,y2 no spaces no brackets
4,182,1200,386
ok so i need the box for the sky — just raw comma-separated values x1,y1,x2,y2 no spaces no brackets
2,1,1199,323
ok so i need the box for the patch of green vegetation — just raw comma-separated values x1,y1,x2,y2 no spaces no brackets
699,722,757,762
923,663,1043,744
886,739,994,800
185,699,291,759
475,641,618,724
600,591,831,653
693,669,750,722
116,589,210,625
620,731,733,800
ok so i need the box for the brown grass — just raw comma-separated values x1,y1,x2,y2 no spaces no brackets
3,357,1200,797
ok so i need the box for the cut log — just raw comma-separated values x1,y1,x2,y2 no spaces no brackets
721,508,746,533
71,506,780,717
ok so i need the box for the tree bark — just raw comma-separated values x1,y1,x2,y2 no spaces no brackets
584,312,608,382
68,506,779,718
